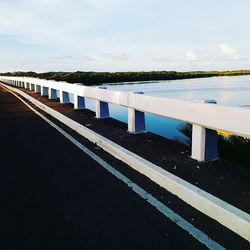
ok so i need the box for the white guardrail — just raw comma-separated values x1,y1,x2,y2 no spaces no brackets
1,76,250,162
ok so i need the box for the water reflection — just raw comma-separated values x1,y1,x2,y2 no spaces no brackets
70,75,250,143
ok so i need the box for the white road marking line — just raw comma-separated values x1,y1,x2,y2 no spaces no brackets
1,84,225,249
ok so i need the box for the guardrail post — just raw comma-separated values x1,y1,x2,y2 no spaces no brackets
128,91,146,134
48,88,57,100
191,100,218,161
29,83,35,91
59,90,70,104
35,84,41,93
74,95,85,109
96,87,109,118
24,82,29,89
41,86,48,96
41,86,49,96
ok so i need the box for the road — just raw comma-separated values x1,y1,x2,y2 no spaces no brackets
0,85,220,250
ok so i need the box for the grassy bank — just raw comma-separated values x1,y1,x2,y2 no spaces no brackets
1,70,250,85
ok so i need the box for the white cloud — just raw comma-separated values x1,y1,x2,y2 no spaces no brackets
219,43,240,60
49,55,74,60
0,1,248,72
98,52,131,61
33,0,66,6
185,50,198,61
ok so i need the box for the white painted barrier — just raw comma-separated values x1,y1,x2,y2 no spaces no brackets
1,76,250,162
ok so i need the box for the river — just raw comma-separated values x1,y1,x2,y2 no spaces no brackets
82,75,250,143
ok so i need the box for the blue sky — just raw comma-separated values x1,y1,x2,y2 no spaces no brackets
0,0,249,72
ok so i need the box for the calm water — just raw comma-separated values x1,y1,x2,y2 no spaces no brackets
74,75,250,143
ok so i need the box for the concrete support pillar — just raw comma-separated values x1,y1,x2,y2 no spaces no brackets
48,88,57,99
95,87,109,118
128,92,146,134
59,90,70,104
74,95,85,109
35,84,41,93
24,82,29,89
191,100,218,162
29,83,35,91
41,86,48,96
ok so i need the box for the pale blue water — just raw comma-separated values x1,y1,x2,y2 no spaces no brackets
70,75,250,143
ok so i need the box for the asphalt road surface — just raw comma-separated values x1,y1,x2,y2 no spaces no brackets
0,85,220,250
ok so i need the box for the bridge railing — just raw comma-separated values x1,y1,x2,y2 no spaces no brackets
1,75,250,162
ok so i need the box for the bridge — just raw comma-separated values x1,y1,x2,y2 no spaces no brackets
0,76,249,249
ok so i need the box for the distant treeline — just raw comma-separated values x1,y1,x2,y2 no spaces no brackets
1,70,250,85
